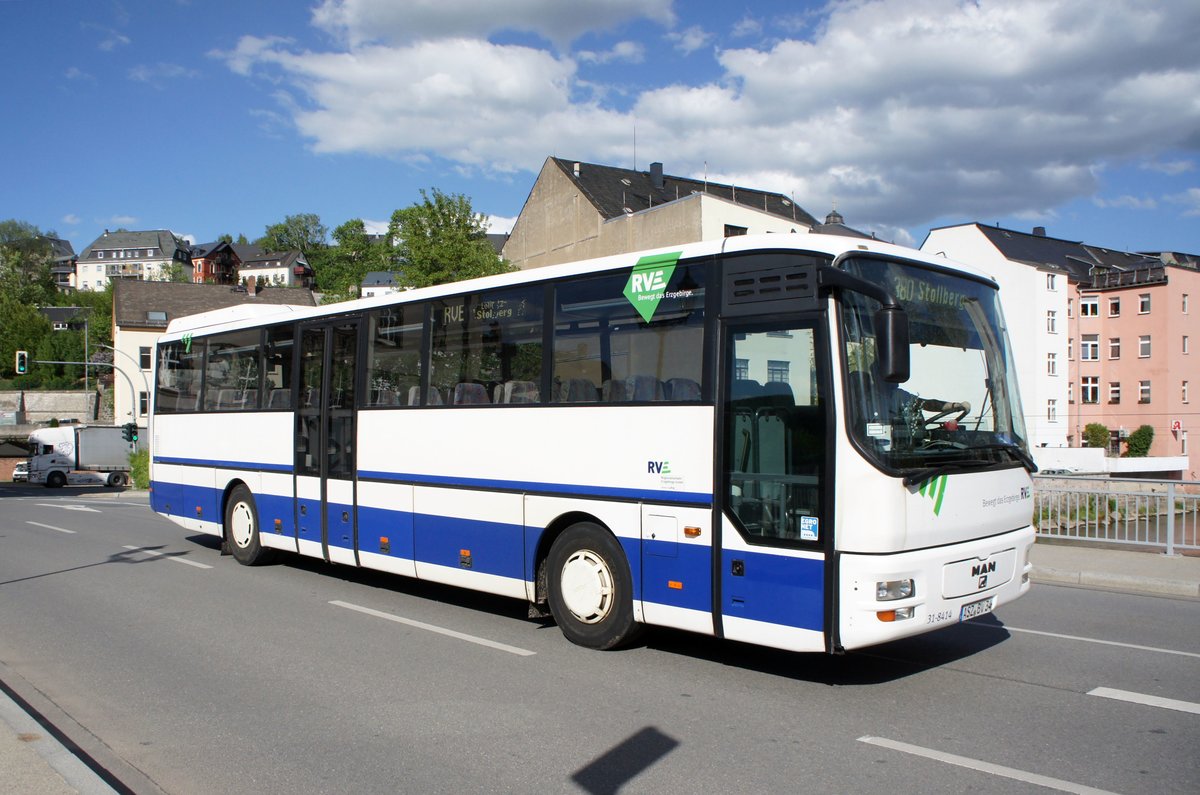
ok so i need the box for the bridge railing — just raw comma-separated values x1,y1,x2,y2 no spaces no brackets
1033,476,1200,555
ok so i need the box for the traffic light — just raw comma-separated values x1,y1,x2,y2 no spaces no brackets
14,350,28,374
122,422,139,443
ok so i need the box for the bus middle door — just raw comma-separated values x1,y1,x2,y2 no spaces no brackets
295,321,360,565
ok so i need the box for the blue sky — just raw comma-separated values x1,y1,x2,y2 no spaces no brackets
2,0,1198,257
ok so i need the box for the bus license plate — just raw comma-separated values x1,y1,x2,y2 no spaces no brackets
959,596,995,622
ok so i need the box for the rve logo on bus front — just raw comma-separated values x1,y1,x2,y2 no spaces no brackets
623,252,681,323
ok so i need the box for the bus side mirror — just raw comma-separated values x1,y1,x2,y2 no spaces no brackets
874,306,910,383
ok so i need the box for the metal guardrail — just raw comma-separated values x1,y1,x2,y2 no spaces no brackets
1033,476,1200,554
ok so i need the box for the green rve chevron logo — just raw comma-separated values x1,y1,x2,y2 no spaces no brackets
919,475,948,516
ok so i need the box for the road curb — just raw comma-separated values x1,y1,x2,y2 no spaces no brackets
1032,566,1200,598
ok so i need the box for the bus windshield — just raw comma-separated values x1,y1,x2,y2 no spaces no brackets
839,257,1030,475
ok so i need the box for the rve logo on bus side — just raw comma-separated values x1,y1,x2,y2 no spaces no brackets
623,251,681,323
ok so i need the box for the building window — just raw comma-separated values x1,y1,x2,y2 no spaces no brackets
1046,274,1057,291
1109,382,1121,404
1109,337,1121,359
1108,297,1120,317
1182,430,1188,456
1184,294,1190,314
1184,381,1190,404
1067,298,1074,318
98,251,104,259
1139,335,1151,358
1067,337,1073,360
1080,297,1098,317
1139,293,1151,314
138,391,149,416
1068,381,1075,404
1047,399,1057,422
767,360,790,383
1046,310,1057,333
1184,335,1190,355
723,224,748,237
139,346,152,370
1046,352,1057,375
1081,377,1099,404
1081,334,1099,360
1139,380,1151,404
735,358,749,380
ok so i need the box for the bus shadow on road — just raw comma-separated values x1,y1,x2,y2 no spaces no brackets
182,537,1011,682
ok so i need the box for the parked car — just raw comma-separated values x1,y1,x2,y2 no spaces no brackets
12,461,28,482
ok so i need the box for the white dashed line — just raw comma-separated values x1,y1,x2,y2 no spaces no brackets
1088,687,1200,715
330,600,536,656
26,521,76,534
858,736,1118,795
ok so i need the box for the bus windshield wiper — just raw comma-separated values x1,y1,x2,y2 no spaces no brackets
901,443,1035,486
970,443,1037,473
902,459,994,487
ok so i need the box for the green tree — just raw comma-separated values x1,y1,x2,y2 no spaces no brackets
257,213,328,254
311,219,390,303
389,188,513,288
1123,424,1154,457
0,219,58,307
1083,422,1109,449
0,300,51,384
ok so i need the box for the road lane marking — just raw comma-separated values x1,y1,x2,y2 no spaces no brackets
35,503,101,513
26,521,76,534
998,625,1200,659
330,600,536,657
121,545,213,569
1088,687,1200,715
858,736,1119,795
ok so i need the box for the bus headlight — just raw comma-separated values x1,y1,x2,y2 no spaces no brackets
876,579,914,601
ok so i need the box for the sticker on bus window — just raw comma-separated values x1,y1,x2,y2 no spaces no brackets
623,251,682,322
800,516,819,541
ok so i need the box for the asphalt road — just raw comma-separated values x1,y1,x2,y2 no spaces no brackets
2,485,1197,794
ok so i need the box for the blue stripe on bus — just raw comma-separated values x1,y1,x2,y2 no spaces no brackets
358,469,712,505
722,550,824,632
151,480,821,632
154,455,293,474
153,458,711,505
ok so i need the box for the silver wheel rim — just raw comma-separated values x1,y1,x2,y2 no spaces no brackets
559,549,614,624
229,501,254,549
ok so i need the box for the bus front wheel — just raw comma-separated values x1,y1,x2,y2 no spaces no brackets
225,485,272,566
547,523,643,650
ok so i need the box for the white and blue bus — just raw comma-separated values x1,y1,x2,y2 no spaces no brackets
150,234,1035,653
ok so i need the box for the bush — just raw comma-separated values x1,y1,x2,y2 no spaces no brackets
1083,422,1109,449
129,447,149,489
1124,424,1154,457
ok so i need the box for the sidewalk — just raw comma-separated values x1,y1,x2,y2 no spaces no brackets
2,541,1195,794
1029,538,1200,598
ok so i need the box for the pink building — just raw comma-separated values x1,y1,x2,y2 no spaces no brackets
1069,261,1199,478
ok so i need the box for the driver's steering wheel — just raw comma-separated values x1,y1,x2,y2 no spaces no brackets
924,404,970,429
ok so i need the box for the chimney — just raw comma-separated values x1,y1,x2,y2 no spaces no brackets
650,161,664,191
247,276,257,296
1033,226,1046,237
573,162,581,178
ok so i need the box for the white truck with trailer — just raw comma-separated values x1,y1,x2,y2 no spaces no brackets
27,425,136,488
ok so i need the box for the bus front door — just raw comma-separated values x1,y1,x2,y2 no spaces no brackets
295,321,359,565
718,320,831,653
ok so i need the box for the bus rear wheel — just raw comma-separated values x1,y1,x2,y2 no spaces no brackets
225,485,272,566
547,522,643,650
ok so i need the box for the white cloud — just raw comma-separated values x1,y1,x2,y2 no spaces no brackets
128,63,199,87
666,25,712,55
487,215,516,234
732,16,762,39
310,0,674,48
1093,195,1157,210
109,215,138,226
61,214,81,225
1142,159,1195,176
221,0,1200,230
577,40,644,65
1166,187,1200,217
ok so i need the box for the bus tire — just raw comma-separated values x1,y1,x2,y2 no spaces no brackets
225,484,272,566
546,522,643,650
107,472,127,487
46,471,66,489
